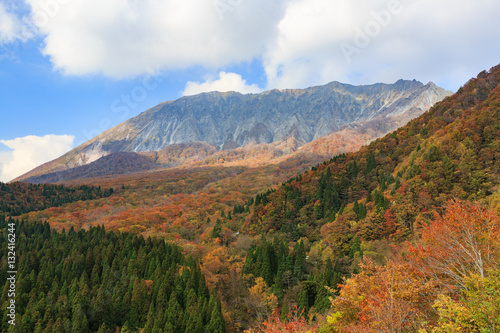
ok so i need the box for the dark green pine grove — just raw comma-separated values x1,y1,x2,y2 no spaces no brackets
0,219,225,333
241,237,343,316
0,182,113,216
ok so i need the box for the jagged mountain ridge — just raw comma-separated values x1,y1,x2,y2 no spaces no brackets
86,80,448,151
16,79,451,182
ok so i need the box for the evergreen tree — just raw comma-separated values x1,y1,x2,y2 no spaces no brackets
293,241,307,282
2,222,222,333
143,305,156,333
71,304,89,333
365,153,377,174
349,237,362,259
206,295,226,333
120,321,132,333
211,219,222,239
97,323,107,333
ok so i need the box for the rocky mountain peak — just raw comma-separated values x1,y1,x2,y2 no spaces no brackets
15,79,452,182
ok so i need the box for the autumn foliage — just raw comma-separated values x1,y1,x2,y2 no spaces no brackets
246,306,317,333
325,259,435,332
324,200,500,332
4,64,500,332
409,199,500,290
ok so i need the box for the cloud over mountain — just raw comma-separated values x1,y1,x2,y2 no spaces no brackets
263,0,500,90
3,0,496,91
0,134,74,182
25,0,288,78
183,72,262,96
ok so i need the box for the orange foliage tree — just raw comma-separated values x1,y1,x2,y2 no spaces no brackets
324,259,435,332
408,199,500,290
245,305,317,333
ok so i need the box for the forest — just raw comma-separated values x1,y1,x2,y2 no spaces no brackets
0,182,113,216
1,64,500,332
0,219,225,333
239,64,500,331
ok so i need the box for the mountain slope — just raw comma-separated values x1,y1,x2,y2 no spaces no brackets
16,80,451,182
75,80,447,153
24,152,160,184
246,64,500,239
214,64,500,329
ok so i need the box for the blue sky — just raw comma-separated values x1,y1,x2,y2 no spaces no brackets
0,0,499,181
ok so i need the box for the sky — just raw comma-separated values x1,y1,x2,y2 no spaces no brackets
0,0,499,182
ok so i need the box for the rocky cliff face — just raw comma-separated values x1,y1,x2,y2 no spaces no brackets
89,80,449,152
16,79,452,182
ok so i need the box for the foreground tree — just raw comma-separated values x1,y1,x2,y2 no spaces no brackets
322,259,435,332
423,269,500,332
409,199,500,290
320,200,500,332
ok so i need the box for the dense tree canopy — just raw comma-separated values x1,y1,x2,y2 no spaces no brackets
0,182,113,216
0,220,224,333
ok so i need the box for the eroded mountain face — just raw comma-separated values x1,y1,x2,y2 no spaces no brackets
16,79,451,182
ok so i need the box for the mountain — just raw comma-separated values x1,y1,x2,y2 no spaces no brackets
8,65,500,332
16,79,451,183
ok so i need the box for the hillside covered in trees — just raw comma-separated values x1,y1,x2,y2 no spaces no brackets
237,64,500,330
0,220,225,333
0,182,113,216
247,64,500,240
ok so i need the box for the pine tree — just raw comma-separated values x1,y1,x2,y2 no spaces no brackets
365,153,377,174
120,321,132,333
52,318,65,333
143,305,156,333
366,189,372,203
293,241,307,282
71,304,89,333
298,280,318,317
349,236,362,259
96,323,107,333
166,292,183,332
280,300,290,322
205,295,226,333
211,219,222,239
130,278,148,329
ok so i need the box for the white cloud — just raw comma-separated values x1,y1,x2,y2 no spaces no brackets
0,2,32,44
183,72,262,96
7,0,498,91
0,134,74,182
263,0,500,91
25,0,289,78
